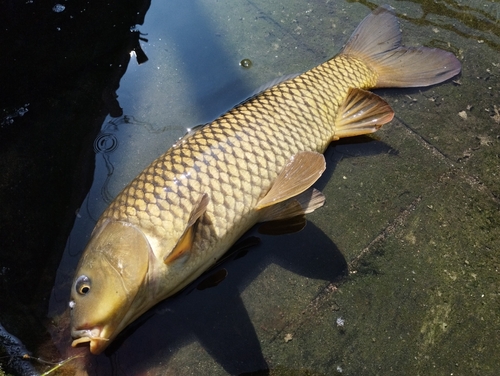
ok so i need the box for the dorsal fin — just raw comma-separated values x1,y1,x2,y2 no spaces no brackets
164,193,209,265
231,73,301,109
247,73,300,97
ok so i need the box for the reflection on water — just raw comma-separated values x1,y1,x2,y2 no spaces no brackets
0,0,499,374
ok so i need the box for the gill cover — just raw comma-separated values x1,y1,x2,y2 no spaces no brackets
69,220,151,354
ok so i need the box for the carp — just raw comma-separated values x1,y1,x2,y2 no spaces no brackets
69,5,461,354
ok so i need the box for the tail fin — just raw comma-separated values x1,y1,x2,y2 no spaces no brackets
341,5,461,88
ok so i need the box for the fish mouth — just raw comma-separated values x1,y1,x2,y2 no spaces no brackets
71,327,110,354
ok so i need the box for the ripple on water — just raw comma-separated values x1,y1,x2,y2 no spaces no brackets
93,133,118,153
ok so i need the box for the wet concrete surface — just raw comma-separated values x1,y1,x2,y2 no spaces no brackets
1,0,499,375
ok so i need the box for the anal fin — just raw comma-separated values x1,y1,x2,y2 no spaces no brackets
256,151,326,209
164,193,210,265
258,188,325,235
334,88,394,140
259,188,325,222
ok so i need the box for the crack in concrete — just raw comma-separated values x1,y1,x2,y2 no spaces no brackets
397,115,500,206
349,195,423,272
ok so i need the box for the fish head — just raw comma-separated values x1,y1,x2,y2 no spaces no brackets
69,220,152,354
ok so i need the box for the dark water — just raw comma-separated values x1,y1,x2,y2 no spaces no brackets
1,0,499,375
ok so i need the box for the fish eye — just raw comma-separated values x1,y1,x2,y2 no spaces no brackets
75,275,91,295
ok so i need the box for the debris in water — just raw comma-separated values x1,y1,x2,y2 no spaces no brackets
52,4,65,12
239,58,252,68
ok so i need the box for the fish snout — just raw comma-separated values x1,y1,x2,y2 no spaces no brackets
71,326,110,354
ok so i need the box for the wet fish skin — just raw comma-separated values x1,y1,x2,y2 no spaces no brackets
69,5,461,355
103,54,378,260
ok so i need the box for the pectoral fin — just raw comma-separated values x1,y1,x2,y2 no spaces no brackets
255,151,326,209
333,88,394,140
164,193,210,265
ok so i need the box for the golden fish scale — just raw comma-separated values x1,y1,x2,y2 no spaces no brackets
99,55,377,257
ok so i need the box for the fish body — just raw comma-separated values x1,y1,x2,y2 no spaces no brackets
70,5,461,354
